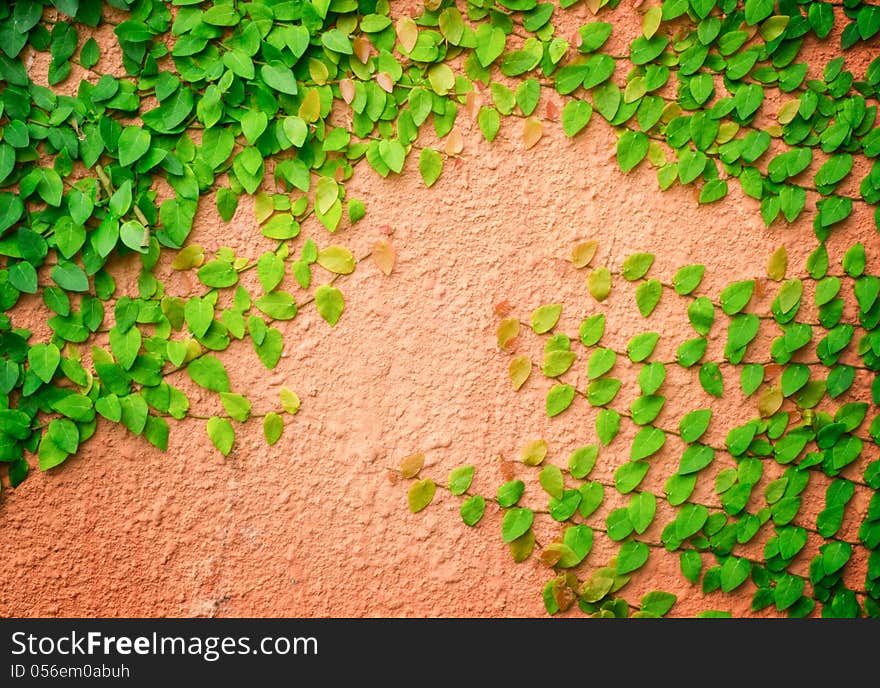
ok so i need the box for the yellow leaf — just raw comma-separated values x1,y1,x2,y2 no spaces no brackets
587,266,612,302
509,529,535,562
428,63,455,95
647,141,667,166
444,127,463,156
371,239,396,276
778,100,800,125
765,124,784,138
509,356,532,390
308,57,329,85
642,6,662,39
571,240,598,268
767,246,788,281
408,479,435,513
254,191,274,223
624,76,647,104
761,15,790,42
521,438,548,466
585,0,603,15
298,89,321,123
523,117,543,149
400,452,424,479
497,318,520,350
660,102,682,123
185,338,202,362
396,17,418,53
280,387,300,414
758,387,783,417
317,245,355,274
171,245,204,270
717,121,739,144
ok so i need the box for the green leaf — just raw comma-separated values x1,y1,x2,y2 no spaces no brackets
587,348,616,380
460,496,486,526
638,362,666,395
475,24,506,67
674,265,705,295
699,179,728,204
617,130,649,173
720,557,751,592
636,279,662,317
587,378,621,407
631,426,666,461
497,480,525,508
539,465,565,500
818,196,853,228
28,343,61,384
418,147,442,187
448,465,475,496
616,540,650,574
631,395,664,425
187,356,230,393
773,573,804,611
688,298,715,338
316,246,355,275
197,260,238,288
680,550,703,584
679,409,712,443
578,22,613,53
568,446,598,479
206,416,235,456
596,408,621,446
627,332,659,362
579,314,605,346
219,392,251,422
640,591,677,617
261,63,298,95
622,253,655,281
675,504,709,541
547,384,575,417
314,285,344,326
477,107,500,142
255,292,298,320
578,482,604,518
531,304,562,334
117,126,151,167
627,492,656,534
543,350,576,378
720,280,754,315
678,444,715,475
562,100,593,137
699,362,724,397
263,411,283,445
842,243,866,277
52,262,89,292
630,35,669,65
665,473,696,506
614,461,650,494
562,525,593,566
48,418,79,454
502,507,534,543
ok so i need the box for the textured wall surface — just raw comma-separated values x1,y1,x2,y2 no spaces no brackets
1,4,876,618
